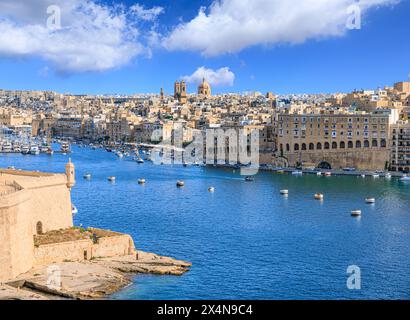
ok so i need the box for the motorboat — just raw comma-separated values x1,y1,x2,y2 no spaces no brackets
21,144,30,154
30,145,40,155
108,176,116,182
280,189,289,195
138,179,146,184
245,176,255,182
365,198,376,204
2,142,12,153
384,173,392,179
208,187,215,192
314,194,324,200
351,210,362,217
324,172,332,177
292,171,303,176
400,175,410,182
61,142,70,153
71,205,78,215
176,180,185,187
83,173,92,180
136,157,144,164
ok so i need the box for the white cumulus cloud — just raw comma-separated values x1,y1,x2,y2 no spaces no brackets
183,67,235,87
130,4,164,21
0,0,163,73
163,0,399,56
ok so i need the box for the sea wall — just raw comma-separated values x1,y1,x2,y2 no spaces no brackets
33,234,135,266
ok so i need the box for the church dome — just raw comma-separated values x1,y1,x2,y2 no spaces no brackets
198,78,211,96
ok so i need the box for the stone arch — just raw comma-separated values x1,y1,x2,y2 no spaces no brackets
318,161,332,170
36,221,43,235
309,143,315,150
317,142,322,150
348,141,354,148
273,156,289,168
381,139,386,148
286,144,290,152
332,142,337,149
302,143,307,150
364,140,370,148
340,141,346,149
324,142,330,149
372,139,378,147
294,143,300,151
356,140,361,148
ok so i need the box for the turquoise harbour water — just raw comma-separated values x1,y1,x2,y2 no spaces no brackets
1,145,409,300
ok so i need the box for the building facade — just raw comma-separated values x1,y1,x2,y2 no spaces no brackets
390,121,410,172
274,110,392,170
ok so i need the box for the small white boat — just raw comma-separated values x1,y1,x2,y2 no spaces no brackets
280,189,289,195
316,172,322,176
138,179,146,184
365,198,376,204
21,144,30,154
384,173,392,179
30,145,40,155
108,176,116,182
314,194,324,200
83,173,92,180
176,180,185,187
208,187,215,192
136,157,144,164
361,174,366,178
400,175,410,182
61,142,70,153
292,171,303,176
372,174,380,178
117,152,124,158
324,172,332,177
8,166,15,170
71,205,78,215
2,142,12,153
245,176,255,182
351,210,362,217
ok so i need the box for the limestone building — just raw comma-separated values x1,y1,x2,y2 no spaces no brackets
274,109,394,170
390,121,410,172
0,161,135,282
174,80,187,104
198,78,211,97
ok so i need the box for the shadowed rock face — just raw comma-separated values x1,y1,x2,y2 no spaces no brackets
1,251,191,300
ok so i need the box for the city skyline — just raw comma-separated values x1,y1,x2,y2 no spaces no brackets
0,0,409,95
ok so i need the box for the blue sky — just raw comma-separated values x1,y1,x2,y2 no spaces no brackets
0,0,409,95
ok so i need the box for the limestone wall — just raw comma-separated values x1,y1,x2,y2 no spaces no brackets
0,189,34,282
34,239,93,266
283,149,389,170
92,234,136,258
33,234,136,266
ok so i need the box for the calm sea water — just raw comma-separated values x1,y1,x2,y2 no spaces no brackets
1,145,409,300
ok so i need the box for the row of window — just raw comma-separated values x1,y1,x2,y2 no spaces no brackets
280,139,387,152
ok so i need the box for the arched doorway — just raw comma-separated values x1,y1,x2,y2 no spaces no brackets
36,221,43,235
318,161,332,170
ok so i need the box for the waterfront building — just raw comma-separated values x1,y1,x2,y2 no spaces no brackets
274,108,395,170
390,121,410,172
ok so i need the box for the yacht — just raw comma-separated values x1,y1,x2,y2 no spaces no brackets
2,142,12,153
30,145,40,155
12,143,21,153
21,144,30,155
136,157,144,164
61,142,70,153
